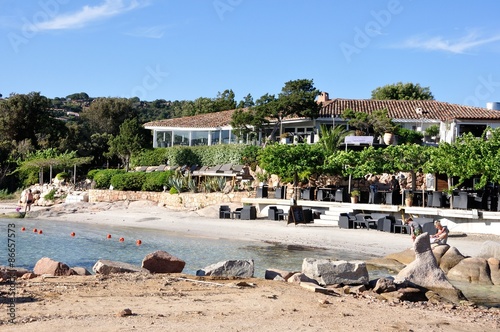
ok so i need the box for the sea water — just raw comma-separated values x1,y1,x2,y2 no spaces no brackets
0,218,373,278
1,218,497,307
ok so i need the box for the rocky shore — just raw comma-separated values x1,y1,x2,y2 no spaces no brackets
1,200,499,331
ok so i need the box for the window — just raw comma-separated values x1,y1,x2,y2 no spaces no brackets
191,131,209,146
156,131,172,147
173,130,190,146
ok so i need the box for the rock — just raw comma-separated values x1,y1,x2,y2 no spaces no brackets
395,233,465,304
265,268,295,281
141,250,185,273
398,287,428,302
0,266,31,278
487,257,500,285
373,277,397,294
439,246,466,273
477,241,500,260
431,244,450,265
302,258,369,286
366,257,406,273
287,272,319,284
33,257,76,276
20,273,37,280
196,260,254,278
92,260,147,275
116,308,133,317
72,267,92,276
384,248,415,265
447,257,493,284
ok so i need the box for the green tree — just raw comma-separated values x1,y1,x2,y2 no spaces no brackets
371,82,434,100
258,143,325,200
0,92,66,148
106,119,149,171
80,98,137,136
237,93,255,108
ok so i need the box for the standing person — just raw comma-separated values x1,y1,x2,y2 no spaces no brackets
389,175,400,192
430,220,449,245
404,217,422,242
24,189,34,213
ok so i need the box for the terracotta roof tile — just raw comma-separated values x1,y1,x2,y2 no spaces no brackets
320,99,500,121
144,99,500,128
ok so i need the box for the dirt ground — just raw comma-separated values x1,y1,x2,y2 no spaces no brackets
0,272,498,332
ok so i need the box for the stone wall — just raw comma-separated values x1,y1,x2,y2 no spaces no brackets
88,189,250,210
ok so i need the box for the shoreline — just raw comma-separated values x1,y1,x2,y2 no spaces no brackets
3,200,499,259
1,200,499,331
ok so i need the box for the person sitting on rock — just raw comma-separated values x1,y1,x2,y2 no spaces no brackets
430,220,449,245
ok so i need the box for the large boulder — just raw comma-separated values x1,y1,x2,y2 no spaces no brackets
302,258,369,286
431,244,450,265
396,233,465,304
384,248,415,265
366,257,406,273
92,260,147,275
477,241,500,260
33,257,76,276
447,257,493,284
439,246,466,273
196,260,254,278
0,266,31,278
487,258,500,285
141,251,185,273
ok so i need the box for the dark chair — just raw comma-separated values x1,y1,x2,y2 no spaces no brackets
455,191,471,209
274,186,286,199
393,219,410,234
431,191,444,207
414,217,437,236
231,207,243,219
256,186,268,198
268,206,284,220
335,188,347,202
338,213,354,229
385,191,401,205
240,206,257,220
219,205,231,219
301,187,315,200
354,214,377,230
303,209,313,223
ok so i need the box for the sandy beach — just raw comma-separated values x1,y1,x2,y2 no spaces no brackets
1,200,499,331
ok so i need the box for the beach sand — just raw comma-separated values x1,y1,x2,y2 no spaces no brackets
1,200,499,331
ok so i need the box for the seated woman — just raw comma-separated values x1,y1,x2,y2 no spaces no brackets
430,220,449,245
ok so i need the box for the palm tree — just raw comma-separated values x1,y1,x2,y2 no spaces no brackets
318,124,352,155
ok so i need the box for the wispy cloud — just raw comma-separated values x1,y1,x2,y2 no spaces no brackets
35,0,148,31
400,31,500,54
125,25,167,39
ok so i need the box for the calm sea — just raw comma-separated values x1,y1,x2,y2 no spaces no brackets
1,218,497,307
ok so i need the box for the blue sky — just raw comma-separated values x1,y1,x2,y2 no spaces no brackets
2,0,500,107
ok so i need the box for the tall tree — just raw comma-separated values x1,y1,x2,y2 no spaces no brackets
106,118,149,171
371,82,434,100
80,98,137,136
0,92,66,148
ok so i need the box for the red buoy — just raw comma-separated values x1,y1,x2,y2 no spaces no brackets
119,237,125,242
70,232,76,237
21,227,26,231
38,230,43,234
136,239,142,245
106,234,112,239
33,228,37,233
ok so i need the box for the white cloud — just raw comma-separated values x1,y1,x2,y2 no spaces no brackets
401,31,500,54
35,0,147,30
126,25,167,39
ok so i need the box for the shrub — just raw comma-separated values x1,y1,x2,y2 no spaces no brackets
56,172,70,181
93,169,126,189
44,189,57,201
169,187,179,194
141,171,174,192
87,169,100,180
110,172,147,191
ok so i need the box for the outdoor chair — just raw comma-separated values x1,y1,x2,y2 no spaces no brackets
268,206,284,220
240,206,257,220
431,191,444,207
338,213,355,229
231,207,243,219
219,205,231,219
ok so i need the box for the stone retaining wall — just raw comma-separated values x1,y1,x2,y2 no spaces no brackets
88,189,250,210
